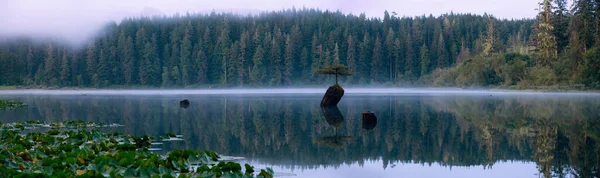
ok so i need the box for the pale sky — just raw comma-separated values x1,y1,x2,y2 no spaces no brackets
0,0,540,45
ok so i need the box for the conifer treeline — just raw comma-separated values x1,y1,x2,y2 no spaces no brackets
0,0,598,88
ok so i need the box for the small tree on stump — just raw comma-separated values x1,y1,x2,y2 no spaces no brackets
316,64,354,85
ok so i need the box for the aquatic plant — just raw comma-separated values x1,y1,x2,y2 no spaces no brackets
0,99,27,110
0,121,273,178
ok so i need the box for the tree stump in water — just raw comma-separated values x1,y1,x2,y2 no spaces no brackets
180,99,190,109
321,84,345,106
362,111,377,130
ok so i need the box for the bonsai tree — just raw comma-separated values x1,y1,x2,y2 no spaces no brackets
316,64,354,85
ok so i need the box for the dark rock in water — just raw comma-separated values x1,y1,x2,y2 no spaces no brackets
321,84,345,106
180,99,190,108
362,111,377,130
321,105,344,127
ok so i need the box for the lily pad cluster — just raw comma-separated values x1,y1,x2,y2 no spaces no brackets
0,121,274,178
1,120,125,131
0,99,27,110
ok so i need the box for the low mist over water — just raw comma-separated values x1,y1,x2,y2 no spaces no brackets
1,88,599,96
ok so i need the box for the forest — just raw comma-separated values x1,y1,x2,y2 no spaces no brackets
0,0,599,89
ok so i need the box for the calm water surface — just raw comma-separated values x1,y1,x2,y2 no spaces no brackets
1,89,599,178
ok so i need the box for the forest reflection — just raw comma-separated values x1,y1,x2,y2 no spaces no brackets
1,94,599,178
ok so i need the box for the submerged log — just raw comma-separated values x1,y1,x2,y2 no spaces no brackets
180,99,190,108
362,111,377,130
321,105,344,127
321,84,345,106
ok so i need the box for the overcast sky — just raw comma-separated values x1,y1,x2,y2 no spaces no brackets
0,0,540,45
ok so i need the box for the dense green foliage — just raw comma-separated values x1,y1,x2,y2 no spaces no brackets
0,9,534,88
0,1,598,88
0,121,273,177
0,99,27,110
315,64,353,84
425,0,600,89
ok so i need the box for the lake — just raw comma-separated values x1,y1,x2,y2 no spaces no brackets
1,89,599,178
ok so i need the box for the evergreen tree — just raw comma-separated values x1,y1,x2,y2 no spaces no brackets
194,43,208,85
85,43,96,85
120,35,135,85
180,22,193,86
385,28,395,81
405,32,415,80
171,66,181,85
437,33,447,68
269,32,283,86
96,49,111,86
358,33,371,82
162,67,170,87
283,35,294,85
535,0,558,65
346,35,356,83
552,0,570,52
59,49,70,86
216,18,230,85
250,46,265,85
25,45,35,79
420,44,430,76
371,36,383,83
299,47,310,81
44,42,57,85
333,43,341,65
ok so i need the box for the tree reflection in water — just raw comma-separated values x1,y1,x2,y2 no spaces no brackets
316,105,356,149
1,94,599,177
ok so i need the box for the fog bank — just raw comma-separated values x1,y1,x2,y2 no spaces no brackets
0,88,598,96
0,0,538,46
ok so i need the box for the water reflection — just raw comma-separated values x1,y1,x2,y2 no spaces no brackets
1,94,600,177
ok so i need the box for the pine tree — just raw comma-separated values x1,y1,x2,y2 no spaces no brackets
310,35,322,82
437,33,447,68
483,15,499,56
59,48,71,86
44,42,57,85
405,32,415,79
171,66,180,85
26,45,35,79
332,43,341,65
238,31,250,86
226,41,239,86
283,35,294,86
299,47,310,83
194,43,208,85
96,49,110,87
346,35,356,83
269,32,283,86
161,67,170,87
135,27,147,62
552,0,570,52
371,36,382,83
570,0,596,51
120,35,135,85
358,32,371,83
535,0,558,65
216,18,230,85
385,28,395,81
85,43,96,85
180,22,193,86
420,44,430,76
250,46,265,85
147,34,161,86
